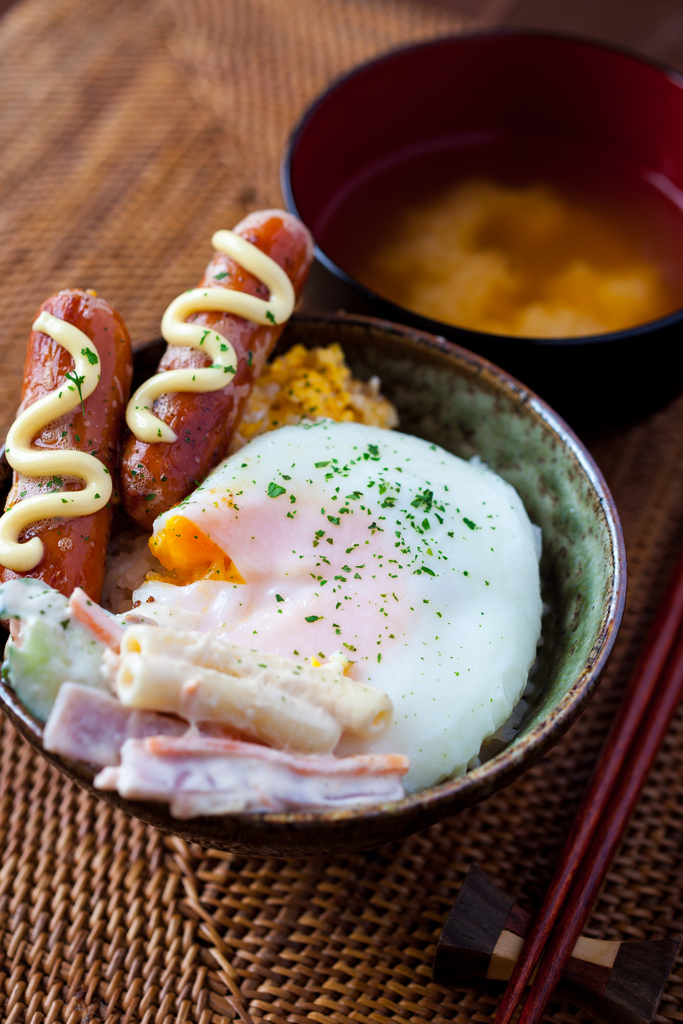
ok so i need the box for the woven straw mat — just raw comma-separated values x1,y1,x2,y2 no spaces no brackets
2,0,683,1021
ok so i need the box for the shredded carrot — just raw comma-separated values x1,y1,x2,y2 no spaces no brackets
69,588,124,650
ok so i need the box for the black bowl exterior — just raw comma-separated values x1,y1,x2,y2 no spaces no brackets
297,260,683,424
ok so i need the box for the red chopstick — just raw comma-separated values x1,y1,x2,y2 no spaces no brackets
518,619,683,1022
495,544,683,1024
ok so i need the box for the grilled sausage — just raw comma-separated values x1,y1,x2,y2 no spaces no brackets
120,210,313,529
0,289,132,600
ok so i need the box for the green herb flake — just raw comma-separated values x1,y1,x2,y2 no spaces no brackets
65,370,86,415
267,482,286,498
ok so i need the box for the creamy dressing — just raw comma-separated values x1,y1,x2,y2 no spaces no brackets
125,230,295,444
0,311,112,573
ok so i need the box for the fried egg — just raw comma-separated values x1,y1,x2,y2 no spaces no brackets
133,420,542,792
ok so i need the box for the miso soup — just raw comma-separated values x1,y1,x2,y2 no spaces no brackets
317,134,683,338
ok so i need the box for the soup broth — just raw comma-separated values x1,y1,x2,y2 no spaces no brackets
317,134,683,338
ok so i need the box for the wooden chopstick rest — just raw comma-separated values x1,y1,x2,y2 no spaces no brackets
433,865,679,1024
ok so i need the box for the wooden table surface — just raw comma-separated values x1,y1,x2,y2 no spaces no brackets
2,0,683,69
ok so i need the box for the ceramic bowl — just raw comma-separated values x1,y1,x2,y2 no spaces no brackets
0,312,625,856
283,31,683,422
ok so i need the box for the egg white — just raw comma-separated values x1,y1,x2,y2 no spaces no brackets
134,420,542,791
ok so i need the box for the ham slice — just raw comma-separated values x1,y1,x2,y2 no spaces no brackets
43,682,186,766
94,734,409,817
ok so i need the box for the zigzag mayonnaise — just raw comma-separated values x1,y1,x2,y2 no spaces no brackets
0,311,112,573
125,230,295,445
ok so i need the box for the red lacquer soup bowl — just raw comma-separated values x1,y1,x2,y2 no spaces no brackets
284,32,683,422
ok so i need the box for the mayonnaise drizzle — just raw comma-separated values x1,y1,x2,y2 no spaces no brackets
0,311,112,573
126,229,296,444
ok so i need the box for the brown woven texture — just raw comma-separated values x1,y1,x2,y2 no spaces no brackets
2,0,683,1021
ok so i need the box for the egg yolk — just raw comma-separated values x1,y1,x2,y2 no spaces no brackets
148,515,245,585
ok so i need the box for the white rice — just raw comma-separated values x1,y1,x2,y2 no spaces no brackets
101,528,157,613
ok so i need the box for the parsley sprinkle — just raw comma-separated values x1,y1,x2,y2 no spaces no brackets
145,494,155,501
411,489,434,512
65,370,86,415
267,482,286,498
305,615,321,623
81,347,98,365
463,517,478,530
275,594,284,602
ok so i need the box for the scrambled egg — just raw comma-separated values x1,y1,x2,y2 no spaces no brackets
231,343,398,450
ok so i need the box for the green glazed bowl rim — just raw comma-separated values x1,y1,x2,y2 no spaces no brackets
0,311,626,843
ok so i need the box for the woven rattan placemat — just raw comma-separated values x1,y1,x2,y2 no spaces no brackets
2,1,683,1021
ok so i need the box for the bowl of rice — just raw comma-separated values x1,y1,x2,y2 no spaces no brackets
0,310,624,855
